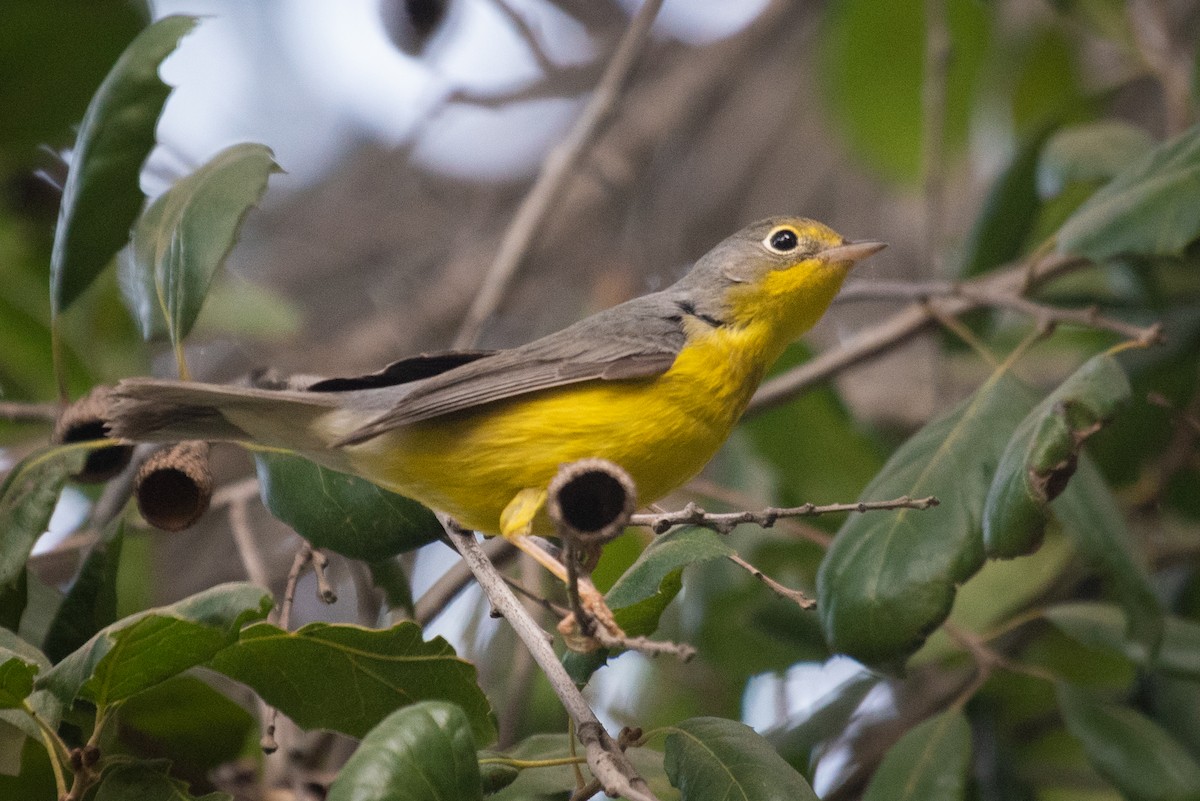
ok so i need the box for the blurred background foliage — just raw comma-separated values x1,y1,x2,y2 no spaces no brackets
2,0,1200,799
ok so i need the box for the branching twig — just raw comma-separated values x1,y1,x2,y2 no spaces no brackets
747,253,1091,415
726,552,814,609
441,519,659,801
631,495,940,536
453,0,664,348
414,537,517,626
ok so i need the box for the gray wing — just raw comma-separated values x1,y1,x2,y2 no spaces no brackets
336,293,689,445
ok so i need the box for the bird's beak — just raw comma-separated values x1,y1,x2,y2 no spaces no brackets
820,240,887,265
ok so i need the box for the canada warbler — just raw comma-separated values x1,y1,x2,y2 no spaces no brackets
109,217,882,588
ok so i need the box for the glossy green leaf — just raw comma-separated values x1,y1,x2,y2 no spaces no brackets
116,675,255,775
1057,683,1200,801
959,125,1052,278
0,444,89,588
119,142,280,343
607,526,734,635
983,353,1131,558
818,369,1033,668
862,710,972,801
38,582,271,710
49,15,199,314
326,701,481,801
818,0,990,182
1046,602,1200,680
92,761,231,801
1058,125,1200,262
43,522,122,663
1052,457,1163,653
912,526,1076,666
664,717,818,801
0,652,38,709
255,453,443,561
565,526,733,683
1039,121,1155,197
0,631,58,754
208,620,496,745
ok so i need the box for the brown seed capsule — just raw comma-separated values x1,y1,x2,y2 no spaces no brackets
135,441,213,532
52,386,133,483
546,458,637,548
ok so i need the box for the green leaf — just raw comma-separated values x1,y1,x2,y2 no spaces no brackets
862,710,972,801
1045,602,1200,680
115,675,255,775
326,701,481,801
959,125,1053,278
1052,456,1162,654
49,15,199,314
43,522,123,663
208,621,496,745
1058,125,1200,262
254,453,443,561
664,717,818,801
564,527,733,683
983,353,1131,558
38,582,271,710
817,368,1033,668
0,652,38,709
1057,683,1200,801
1039,121,1155,197
0,444,89,588
818,0,990,183
119,142,280,344
92,761,232,801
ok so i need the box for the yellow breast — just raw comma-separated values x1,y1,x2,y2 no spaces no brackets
346,320,774,534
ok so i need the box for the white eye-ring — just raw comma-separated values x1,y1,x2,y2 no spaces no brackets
765,227,800,253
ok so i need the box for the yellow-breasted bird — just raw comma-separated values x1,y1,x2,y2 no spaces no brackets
107,217,882,628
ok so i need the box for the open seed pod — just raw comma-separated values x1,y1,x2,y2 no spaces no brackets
52,386,134,483
546,458,637,548
135,441,213,532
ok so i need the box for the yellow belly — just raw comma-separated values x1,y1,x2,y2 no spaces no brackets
345,324,771,535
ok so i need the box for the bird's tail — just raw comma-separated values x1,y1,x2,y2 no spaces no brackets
107,378,347,455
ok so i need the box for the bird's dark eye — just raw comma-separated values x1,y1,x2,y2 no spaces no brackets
767,228,799,253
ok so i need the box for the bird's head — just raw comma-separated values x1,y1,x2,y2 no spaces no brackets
679,216,884,346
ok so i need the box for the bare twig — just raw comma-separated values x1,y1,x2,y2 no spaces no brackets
0,400,60,422
413,537,517,626
453,0,665,348
683,478,832,547
441,519,659,801
631,495,940,536
261,543,318,754
748,253,1090,414
726,552,814,609
227,497,272,590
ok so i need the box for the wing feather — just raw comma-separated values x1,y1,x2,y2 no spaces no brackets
335,293,687,445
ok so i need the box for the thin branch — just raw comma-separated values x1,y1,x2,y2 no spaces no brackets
747,253,1090,415
630,495,940,536
441,519,659,801
726,552,814,609
0,400,60,422
413,537,517,626
452,0,665,348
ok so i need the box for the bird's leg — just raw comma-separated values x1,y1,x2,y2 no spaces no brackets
499,489,623,650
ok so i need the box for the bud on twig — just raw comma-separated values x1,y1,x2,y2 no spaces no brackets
135,441,213,532
52,386,134,483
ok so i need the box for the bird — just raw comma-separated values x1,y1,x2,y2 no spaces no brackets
107,216,882,632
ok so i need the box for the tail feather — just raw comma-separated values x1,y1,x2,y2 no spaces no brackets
107,378,346,453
